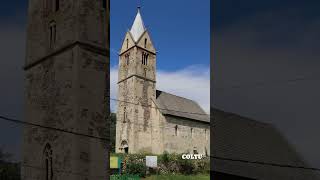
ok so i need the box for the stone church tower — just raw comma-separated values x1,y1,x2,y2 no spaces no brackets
22,0,109,180
115,8,158,154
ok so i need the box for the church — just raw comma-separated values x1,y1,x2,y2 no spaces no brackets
115,8,210,155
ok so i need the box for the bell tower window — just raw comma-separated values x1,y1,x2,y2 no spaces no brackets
144,38,147,48
142,52,149,65
49,21,57,48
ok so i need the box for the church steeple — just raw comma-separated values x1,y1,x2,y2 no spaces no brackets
130,8,146,42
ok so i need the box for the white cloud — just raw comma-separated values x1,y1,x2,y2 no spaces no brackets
110,65,210,114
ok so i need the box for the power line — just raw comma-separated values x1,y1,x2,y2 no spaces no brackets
0,115,108,141
211,156,320,171
3,115,320,172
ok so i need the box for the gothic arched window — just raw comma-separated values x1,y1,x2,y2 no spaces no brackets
43,143,53,180
175,125,178,136
49,21,57,48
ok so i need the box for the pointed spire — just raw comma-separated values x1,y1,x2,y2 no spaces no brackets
130,7,146,42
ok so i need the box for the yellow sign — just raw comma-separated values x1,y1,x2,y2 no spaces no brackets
110,156,119,169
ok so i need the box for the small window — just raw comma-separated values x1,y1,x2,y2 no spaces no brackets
126,39,129,49
141,52,149,65
144,38,147,48
123,107,126,123
175,125,178,136
55,0,59,12
193,149,198,154
49,21,57,48
44,143,53,180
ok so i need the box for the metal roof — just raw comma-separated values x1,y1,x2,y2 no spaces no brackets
155,90,210,123
212,109,320,179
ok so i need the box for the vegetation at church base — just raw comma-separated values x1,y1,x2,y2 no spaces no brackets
142,174,210,180
0,149,20,180
111,151,210,178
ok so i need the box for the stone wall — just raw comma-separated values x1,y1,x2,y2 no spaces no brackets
163,115,210,155
23,0,108,179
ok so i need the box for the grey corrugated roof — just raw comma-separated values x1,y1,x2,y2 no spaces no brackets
155,90,209,123
212,109,320,180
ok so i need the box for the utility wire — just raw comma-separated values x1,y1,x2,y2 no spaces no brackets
0,115,108,141
211,156,320,171
2,115,320,172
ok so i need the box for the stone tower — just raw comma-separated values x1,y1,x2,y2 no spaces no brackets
22,0,109,180
115,8,157,154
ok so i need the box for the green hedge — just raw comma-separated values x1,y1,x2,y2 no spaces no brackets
111,152,210,177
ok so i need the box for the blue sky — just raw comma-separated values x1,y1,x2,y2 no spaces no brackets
110,0,210,113
110,0,210,69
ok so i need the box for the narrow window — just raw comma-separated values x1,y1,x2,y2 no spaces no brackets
49,21,56,48
175,125,178,136
123,107,126,123
142,53,144,64
144,69,147,77
55,0,59,12
44,144,53,180
146,54,149,65
126,39,129,49
144,38,147,48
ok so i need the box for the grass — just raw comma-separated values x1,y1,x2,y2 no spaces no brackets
142,174,210,180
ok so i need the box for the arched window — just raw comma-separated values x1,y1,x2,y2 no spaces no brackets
144,38,147,48
175,125,178,136
43,143,53,180
141,52,149,65
49,21,57,48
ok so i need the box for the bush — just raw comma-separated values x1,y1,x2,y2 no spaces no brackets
111,153,210,177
